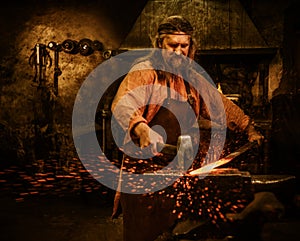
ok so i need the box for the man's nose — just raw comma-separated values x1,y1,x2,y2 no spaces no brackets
174,47,182,55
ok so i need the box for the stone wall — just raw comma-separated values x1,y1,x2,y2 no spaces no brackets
0,0,146,167
0,0,297,177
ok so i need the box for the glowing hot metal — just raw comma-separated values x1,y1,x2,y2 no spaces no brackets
189,142,257,175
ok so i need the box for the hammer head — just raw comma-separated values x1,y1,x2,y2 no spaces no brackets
177,135,194,172
156,135,194,173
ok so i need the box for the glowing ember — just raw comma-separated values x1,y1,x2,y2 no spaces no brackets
161,169,254,226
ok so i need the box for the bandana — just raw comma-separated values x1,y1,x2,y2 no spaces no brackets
158,15,193,36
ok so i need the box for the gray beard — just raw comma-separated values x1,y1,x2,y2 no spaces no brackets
164,54,190,75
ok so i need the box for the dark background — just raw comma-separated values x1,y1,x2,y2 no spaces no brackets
0,1,300,240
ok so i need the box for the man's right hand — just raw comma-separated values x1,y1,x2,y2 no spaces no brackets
133,122,164,155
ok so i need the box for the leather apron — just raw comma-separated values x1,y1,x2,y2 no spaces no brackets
118,81,198,241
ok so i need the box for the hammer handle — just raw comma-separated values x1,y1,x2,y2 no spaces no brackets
157,142,177,156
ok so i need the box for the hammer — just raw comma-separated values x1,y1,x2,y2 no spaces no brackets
157,135,194,171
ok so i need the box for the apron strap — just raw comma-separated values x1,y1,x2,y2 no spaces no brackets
184,80,195,106
167,77,194,106
167,79,171,99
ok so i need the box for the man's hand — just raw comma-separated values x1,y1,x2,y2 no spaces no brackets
247,124,264,146
133,122,164,155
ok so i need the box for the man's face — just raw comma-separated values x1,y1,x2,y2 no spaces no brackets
159,32,191,68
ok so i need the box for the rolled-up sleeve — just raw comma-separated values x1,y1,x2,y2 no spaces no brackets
191,70,250,131
221,94,250,131
111,69,156,135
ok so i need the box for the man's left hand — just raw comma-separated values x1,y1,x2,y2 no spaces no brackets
247,124,264,146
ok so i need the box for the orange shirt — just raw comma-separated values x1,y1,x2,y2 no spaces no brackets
111,60,250,144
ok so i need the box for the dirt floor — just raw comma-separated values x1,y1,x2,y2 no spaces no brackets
0,193,300,241
0,194,123,241
1,164,300,241
0,163,124,241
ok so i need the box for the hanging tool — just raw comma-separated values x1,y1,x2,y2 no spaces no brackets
29,43,52,87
